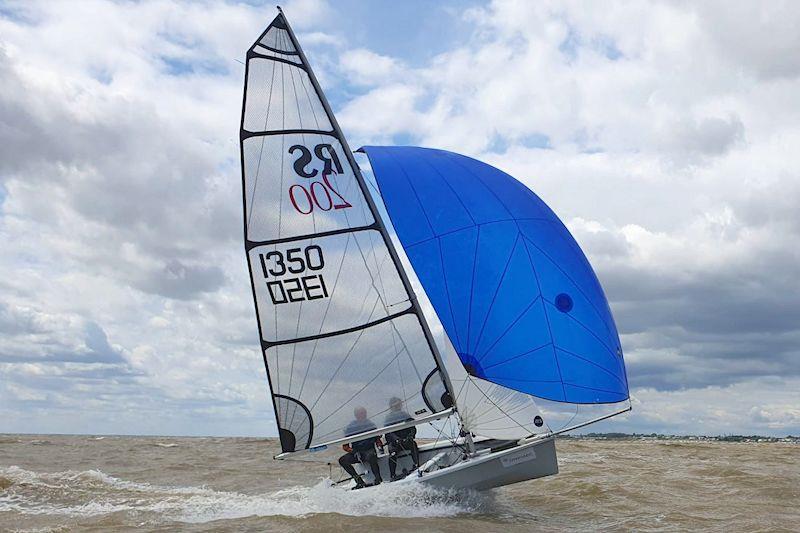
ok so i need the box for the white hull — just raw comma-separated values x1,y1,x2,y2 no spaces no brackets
347,437,558,491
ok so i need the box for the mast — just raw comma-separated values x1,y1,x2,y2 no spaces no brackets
277,8,459,410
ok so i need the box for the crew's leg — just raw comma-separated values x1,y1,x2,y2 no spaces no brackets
408,439,420,468
386,434,400,479
388,447,398,479
365,450,382,484
338,452,366,486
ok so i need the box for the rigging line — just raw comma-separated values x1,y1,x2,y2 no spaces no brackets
312,342,412,428
470,233,522,355
361,175,394,307
451,375,470,421
470,400,541,427
333,166,398,317
556,404,580,433
298,68,321,129
520,234,567,400
391,316,425,383
294,234,351,401
365,221,390,308
467,383,519,422
306,296,382,412
469,389,542,424
333,170,393,315
246,57,277,232
350,228,395,313
390,320,408,405
474,296,544,366
467,376,532,433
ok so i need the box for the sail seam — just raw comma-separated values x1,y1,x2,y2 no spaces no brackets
248,51,308,70
242,128,335,139
245,223,378,248
470,233,522,356
522,230,617,342
520,234,567,400
261,306,413,348
475,296,544,365
255,43,300,55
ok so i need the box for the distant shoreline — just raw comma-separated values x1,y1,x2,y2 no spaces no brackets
562,433,800,443
2,432,798,443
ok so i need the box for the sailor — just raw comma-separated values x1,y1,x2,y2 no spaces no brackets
383,397,420,481
338,406,383,489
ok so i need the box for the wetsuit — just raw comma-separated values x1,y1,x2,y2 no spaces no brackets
384,410,420,479
338,418,382,487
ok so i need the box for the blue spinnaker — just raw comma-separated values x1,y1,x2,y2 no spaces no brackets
361,146,629,404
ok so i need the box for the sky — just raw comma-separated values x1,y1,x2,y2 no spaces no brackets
1,0,799,437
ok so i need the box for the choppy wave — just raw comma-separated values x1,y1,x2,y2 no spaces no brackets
0,466,482,524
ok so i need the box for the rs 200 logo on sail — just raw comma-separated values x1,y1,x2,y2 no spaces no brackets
288,143,352,214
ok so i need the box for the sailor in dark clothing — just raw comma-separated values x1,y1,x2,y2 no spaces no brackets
338,406,383,489
384,397,420,481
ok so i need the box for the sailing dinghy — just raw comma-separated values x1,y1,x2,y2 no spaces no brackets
239,10,631,491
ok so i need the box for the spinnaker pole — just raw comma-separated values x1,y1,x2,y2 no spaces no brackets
277,8,460,411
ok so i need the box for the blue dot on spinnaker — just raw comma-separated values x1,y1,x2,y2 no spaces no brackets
555,293,573,312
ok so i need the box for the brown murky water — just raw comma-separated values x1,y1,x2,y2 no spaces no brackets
1,435,797,532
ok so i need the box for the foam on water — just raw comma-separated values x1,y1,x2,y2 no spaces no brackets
0,466,483,524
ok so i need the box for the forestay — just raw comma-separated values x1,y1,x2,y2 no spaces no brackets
240,14,452,454
360,146,629,405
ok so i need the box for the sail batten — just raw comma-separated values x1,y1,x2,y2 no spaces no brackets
241,13,455,454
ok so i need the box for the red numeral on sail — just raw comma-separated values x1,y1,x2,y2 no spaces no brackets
310,181,333,211
289,171,352,214
289,184,313,214
323,171,352,210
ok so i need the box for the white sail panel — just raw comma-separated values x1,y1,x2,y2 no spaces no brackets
242,135,372,242
258,25,296,53
266,314,440,450
240,13,453,454
243,59,331,133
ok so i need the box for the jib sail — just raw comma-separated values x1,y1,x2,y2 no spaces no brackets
240,13,454,454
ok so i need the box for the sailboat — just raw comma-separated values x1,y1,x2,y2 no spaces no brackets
239,9,631,491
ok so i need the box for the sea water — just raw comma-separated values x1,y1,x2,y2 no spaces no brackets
0,435,797,531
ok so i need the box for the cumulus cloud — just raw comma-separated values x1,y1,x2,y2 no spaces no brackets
1,0,798,436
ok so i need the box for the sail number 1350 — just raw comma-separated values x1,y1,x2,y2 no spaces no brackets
258,245,330,305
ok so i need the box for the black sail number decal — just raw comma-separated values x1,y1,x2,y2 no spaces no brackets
259,245,329,305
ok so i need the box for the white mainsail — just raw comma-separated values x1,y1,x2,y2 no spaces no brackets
240,12,455,454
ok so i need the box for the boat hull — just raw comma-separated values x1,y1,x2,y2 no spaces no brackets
350,437,558,491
